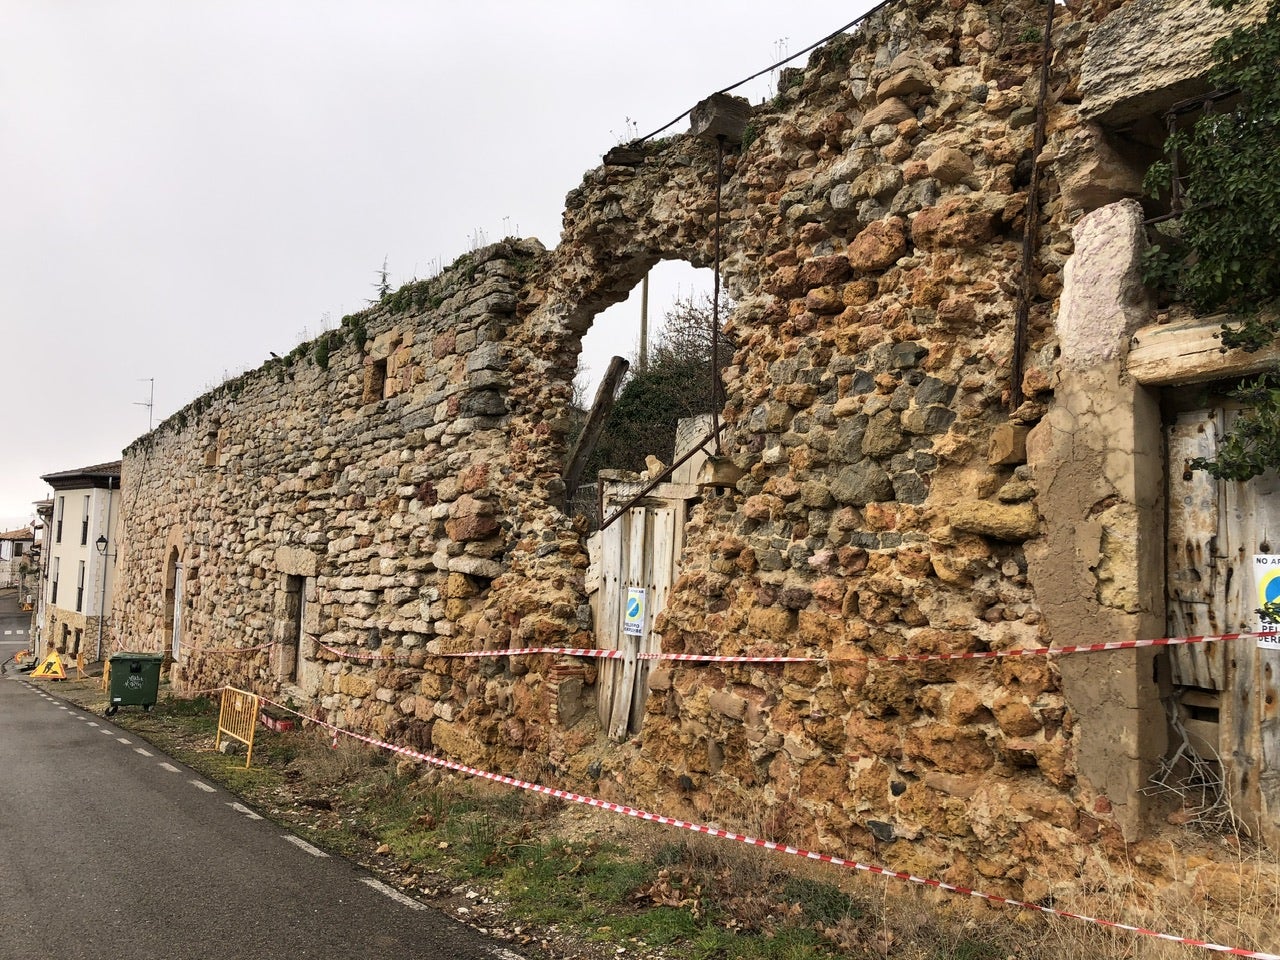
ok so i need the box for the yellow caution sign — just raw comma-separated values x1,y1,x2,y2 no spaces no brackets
31,650,67,680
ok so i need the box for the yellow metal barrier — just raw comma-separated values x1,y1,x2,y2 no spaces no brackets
215,686,260,769
101,659,111,691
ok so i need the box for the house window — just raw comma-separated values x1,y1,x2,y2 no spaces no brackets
81,495,90,546
51,557,59,605
56,497,64,544
1149,88,1239,223
76,560,85,612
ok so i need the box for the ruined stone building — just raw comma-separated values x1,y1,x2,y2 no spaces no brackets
108,0,1280,897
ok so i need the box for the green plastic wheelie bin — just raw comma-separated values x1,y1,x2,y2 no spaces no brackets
107,652,164,716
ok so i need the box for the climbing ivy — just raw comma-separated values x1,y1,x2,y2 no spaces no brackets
1142,0,1280,479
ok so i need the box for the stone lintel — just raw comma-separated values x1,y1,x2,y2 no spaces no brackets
1080,0,1268,127
275,545,317,577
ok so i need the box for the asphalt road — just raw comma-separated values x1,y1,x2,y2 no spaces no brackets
0,586,32,657
0,635,526,959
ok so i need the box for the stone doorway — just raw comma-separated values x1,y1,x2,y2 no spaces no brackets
163,547,182,660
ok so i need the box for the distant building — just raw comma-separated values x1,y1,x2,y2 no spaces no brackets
0,525,35,588
37,462,121,659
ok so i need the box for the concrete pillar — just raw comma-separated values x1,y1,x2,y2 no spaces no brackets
1027,199,1166,837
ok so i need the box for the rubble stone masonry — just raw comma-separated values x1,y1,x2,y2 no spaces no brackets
112,0,1265,898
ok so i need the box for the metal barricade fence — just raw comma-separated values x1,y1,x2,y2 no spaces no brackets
215,686,260,769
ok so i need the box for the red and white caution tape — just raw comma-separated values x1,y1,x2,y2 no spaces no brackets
188,642,272,655
861,630,1280,664
315,641,404,662
646,629,1280,664
315,630,1279,667
442,646,624,660
255,692,1279,960
645,651,842,663
315,641,625,663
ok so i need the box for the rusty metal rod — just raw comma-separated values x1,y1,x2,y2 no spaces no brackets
712,135,725,456
1165,87,1239,117
1010,0,1056,411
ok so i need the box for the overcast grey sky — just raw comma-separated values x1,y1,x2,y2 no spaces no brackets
1,1,872,530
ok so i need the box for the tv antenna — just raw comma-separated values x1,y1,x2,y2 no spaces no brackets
135,378,154,431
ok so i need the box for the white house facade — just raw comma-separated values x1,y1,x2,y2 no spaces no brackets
37,461,121,660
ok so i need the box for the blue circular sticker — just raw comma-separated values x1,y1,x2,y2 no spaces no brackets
1258,563,1280,617
1261,569,1280,603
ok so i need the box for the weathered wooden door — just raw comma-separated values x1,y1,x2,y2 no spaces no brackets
595,503,683,740
170,561,184,660
1166,405,1280,841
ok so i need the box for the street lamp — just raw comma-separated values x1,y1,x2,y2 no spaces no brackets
94,533,114,662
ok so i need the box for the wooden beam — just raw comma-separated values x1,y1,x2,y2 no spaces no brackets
1128,312,1280,386
563,356,629,503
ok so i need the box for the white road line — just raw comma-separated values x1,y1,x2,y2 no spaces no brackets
159,763,180,773
58,706,68,711
116,737,131,744
228,802,263,821
189,780,216,793
282,835,328,858
99,729,113,735
359,878,425,911
134,748,153,757
87,722,99,727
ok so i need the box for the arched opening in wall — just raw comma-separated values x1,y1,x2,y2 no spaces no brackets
567,261,732,527
565,260,735,742
163,546,182,661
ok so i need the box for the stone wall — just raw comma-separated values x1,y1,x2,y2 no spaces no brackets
110,0,1254,896
43,607,105,659
115,241,560,752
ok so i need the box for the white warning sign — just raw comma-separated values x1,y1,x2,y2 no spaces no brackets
1253,555,1280,649
623,587,646,637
